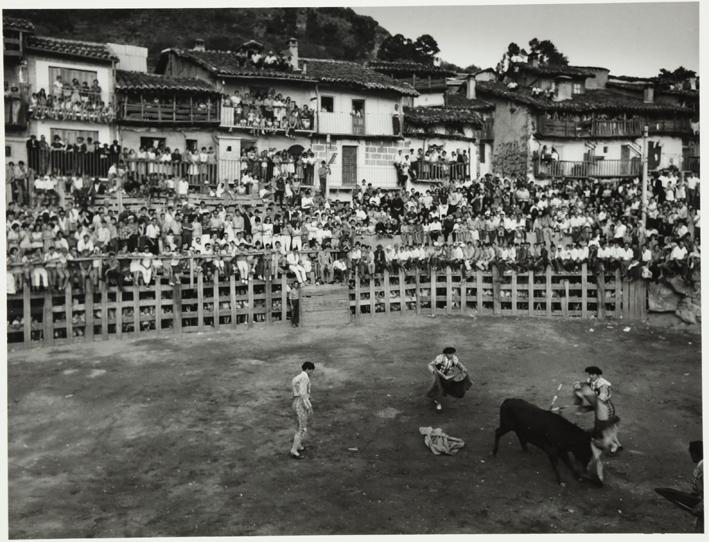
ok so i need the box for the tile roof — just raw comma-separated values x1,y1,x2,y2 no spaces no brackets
607,80,699,99
510,62,596,78
27,36,117,63
404,105,486,127
444,93,496,110
3,16,35,33
300,58,418,96
367,60,457,77
477,81,693,116
163,48,309,80
116,70,220,94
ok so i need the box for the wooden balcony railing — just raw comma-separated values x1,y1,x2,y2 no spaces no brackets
318,112,399,137
535,158,641,178
118,98,219,124
537,116,693,138
647,119,693,135
408,159,470,181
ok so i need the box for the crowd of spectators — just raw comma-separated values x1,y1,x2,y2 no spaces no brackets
28,76,113,122
5,161,701,299
394,146,471,184
221,88,314,134
232,48,294,72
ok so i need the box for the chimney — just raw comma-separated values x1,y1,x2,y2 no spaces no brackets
643,85,654,104
689,77,697,90
193,39,205,52
288,37,299,71
301,60,307,75
466,74,477,100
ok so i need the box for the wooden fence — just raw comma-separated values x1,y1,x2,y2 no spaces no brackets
7,263,648,348
349,265,647,321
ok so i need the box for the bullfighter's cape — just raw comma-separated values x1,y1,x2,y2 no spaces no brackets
419,426,465,455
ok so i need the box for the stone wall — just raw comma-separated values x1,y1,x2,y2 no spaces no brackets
492,140,529,179
364,139,410,167
489,99,533,179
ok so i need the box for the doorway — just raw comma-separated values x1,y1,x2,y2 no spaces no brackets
341,145,357,186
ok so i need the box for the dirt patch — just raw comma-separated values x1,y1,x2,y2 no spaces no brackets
7,316,702,536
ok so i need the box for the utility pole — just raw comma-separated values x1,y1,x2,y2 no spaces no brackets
641,125,649,228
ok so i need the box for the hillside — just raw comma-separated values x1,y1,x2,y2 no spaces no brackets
5,7,391,69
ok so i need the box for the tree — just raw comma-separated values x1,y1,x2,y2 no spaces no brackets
657,66,697,82
528,38,568,65
413,34,439,62
377,33,415,62
463,63,481,73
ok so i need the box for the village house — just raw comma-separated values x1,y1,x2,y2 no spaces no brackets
475,57,696,179
155,39,418,195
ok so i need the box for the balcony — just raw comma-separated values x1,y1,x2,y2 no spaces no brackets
4,87,30,130
118,97,218,125
29,94,116,124
408,160,470,182
683,156,700,174
537,116,694,139
535,158,641,178
317,112,400,137
647,118,693,135
220,104,314,133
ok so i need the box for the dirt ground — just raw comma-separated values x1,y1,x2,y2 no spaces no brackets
7,315,703,536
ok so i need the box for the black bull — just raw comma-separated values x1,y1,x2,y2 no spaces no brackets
492,398,605,485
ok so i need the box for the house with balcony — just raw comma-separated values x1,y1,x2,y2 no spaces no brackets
4,16,35,140
403,76,496,180
475,58,695,179
367,60,458,108
155,38,418,191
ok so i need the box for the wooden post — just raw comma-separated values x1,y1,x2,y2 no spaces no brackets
355,273,362,318
265,277,273,324
445,267,452,314
562,279,569,317
101,283,109,338
113,286,122,338
85,281,94,341
247,278,254,325
581,263,588,319
23,287,31,344
197,272,204,330
43,290,54,345
414,267,421,314
528,270,534,316
133,283,140,335
511,272,518,315
476,270,483,313
615,269,622,319
154,279,161,334
399,269,406,314
460,271,467,314
65,284,73,340
280,275,288,324
492,266,501,315
622,277,631,320
172,95,176,122
597,272,606,320
383,270,391,314
213,271,220,328
230,275,237,327
545,267,553,317
172,282,181,333
430,269,437,315
369,277,376,317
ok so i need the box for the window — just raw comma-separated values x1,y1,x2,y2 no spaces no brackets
185,139,198,152
320,96,334,113
352,99,365,115
6,145,11,158
479,142,486,163
572,82,583,95
603,146,609,154
141,137,166,150
49,66,98,90
50,128,99,145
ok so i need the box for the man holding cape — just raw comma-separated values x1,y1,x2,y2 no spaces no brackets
426,347,472,411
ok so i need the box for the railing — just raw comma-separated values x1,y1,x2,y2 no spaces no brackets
535,158,641,178
536,116,693,138
123,158,218,191
119,98,219,124
219,104,314,132
318,112,399,137
3,34,23,56
27,148,119,178
408,159,470,181
6,263,648,347
683,156,700,174
647,119,693,135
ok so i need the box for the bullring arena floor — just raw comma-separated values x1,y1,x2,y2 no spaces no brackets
7,315,703,536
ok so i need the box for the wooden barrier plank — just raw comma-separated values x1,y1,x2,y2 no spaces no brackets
85,281,95,341
43,291,54,345
354,276,361,317
528,271,534,316
597,273,606,320
492,266,501,315
23,287,32,343
133,284,140,335
101,284,109,338
545,267,552,317
369,278,376,317
476,270,483,312
460,272,466,313
430,271,437,315
445,267,452,314
113,287,122,338
639,281,648,320
173,283,182,332
154,279,161,333
615,270,622,319
414,268,421,314
383,270,391,314
229,276,237,327
65,284,74,340
399,269,406,314
213,272,220,328
281,275,288,324
247,278,254,325
197,273,205,330
266,278,272,324
581,264,588,319
562,280,569,317
511,272,518,315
